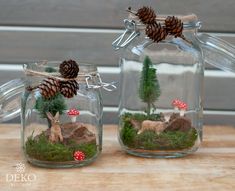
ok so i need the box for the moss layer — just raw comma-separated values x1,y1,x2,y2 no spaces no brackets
120,113,198,150
25,133,98,162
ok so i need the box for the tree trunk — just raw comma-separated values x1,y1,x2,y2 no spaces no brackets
46,117,52,128
147,102,151,118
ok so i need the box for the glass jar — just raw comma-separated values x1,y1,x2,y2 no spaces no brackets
0,61,116,168
112,14,235,158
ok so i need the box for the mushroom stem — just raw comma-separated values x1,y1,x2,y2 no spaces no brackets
174,106,179,112
180,109,185,117
70,116,77,123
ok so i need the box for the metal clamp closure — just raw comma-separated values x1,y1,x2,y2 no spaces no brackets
85,73,117,91
112,19,140,50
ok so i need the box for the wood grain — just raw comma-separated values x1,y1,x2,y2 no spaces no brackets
0,29,234,66
0,29,120,66
0,124,234,191
0,0,234,32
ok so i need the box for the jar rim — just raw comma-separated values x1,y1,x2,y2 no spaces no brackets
24,60,97,74
23,61,117,91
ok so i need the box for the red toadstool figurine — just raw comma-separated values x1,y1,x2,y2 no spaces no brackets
171,99,181,111
67,108,80,123
74,151,85,161
178,101,188,116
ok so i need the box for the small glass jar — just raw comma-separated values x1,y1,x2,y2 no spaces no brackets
112,14,235,158
0,61,115,168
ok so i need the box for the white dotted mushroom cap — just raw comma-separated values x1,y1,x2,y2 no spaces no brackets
67,108,80,116
178,102,188,110
172,99,181,107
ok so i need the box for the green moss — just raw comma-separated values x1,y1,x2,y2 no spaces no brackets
136,128,197,150
120,113,198,150
25,134,98,162
66,140,98,159
121,112,161,122
160,129,197,149
136,130,158,150
120,121,137,147
148,114,162,121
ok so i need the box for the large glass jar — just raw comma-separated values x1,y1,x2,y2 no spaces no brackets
0,61,115,168
112,14,235,158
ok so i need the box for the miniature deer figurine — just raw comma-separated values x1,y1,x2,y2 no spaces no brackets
46,112,63,143
137,120,166,135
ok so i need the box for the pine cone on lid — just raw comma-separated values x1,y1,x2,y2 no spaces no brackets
38,78,60,99
165,16,184,38
145,23,167,42
59,60,79,79
60,80,79,98
136,6,157,24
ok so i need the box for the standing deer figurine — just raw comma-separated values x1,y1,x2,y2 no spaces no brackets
138,120,166,135
46,112,63,143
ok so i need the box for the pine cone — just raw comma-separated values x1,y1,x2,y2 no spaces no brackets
165,16,184,38
59,60,79,79
136,6,156,24
145,23,167,42
60,80,79,98
38,78,60,99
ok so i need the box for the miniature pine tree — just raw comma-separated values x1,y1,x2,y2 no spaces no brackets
35,93,67,127
139,56,161,117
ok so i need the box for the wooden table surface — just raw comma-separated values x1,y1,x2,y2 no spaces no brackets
0,124,234,191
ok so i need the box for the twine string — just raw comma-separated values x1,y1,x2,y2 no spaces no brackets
24,68,117,91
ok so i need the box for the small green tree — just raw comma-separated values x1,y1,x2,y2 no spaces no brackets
45,67,57,73
139,56,161,117
35,93,67,127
